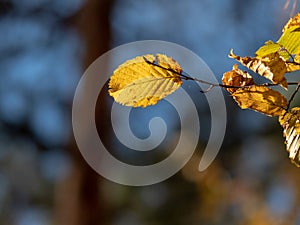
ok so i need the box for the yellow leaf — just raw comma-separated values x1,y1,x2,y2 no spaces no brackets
232,86,288,116
222,64,254,93
279,107,300,167
255,40,290,60
108,54,182,107
279,13,300,55
286,54,300,72
278,26,300,55
278,13,300,55
282,12,300,32
229,50,288,89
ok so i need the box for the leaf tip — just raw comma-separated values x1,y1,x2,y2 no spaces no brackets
228,49,237,59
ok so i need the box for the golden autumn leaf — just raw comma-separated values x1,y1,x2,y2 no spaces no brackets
278,26,300,55
229,50,288,88
108,54,182,107
255,40,290,60
254,14,300,74
222,64,254,93
286,54,300,72
232,86,288,116
282,12,300,32
278,13,300,55
279,107,300,167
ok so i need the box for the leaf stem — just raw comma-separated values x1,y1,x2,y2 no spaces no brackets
288,83,300,110
143,56,300,91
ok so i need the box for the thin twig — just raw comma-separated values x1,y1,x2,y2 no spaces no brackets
288,83,300,110
143,56,300,91
200,85,214,93
143,56,219,87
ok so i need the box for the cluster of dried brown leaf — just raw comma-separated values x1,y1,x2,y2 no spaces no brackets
222,13,300,166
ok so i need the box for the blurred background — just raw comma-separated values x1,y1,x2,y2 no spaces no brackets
1,0,300,224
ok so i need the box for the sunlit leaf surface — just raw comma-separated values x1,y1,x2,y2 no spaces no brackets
109,54,182,107
222,64,254,93
279,107,300,167
232,86,288,116
229,50,288,88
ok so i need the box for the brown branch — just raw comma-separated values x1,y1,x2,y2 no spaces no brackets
143,57,300,91
288,83,300,110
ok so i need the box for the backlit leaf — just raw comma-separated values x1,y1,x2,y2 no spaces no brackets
255,14,300,74
279,107,300,167
282,12,300,32
232,86,288,116
222,64,254,93
279,13,300,55
229,50,288,88
278,26,300,55
255,40,290,60
108,54,182,107
286,54,300,72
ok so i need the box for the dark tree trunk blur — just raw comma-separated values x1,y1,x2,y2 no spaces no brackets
54,0,113,225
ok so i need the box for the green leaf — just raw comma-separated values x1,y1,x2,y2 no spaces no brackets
278,26,300,55
282,13,300,33
255,40,290,60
